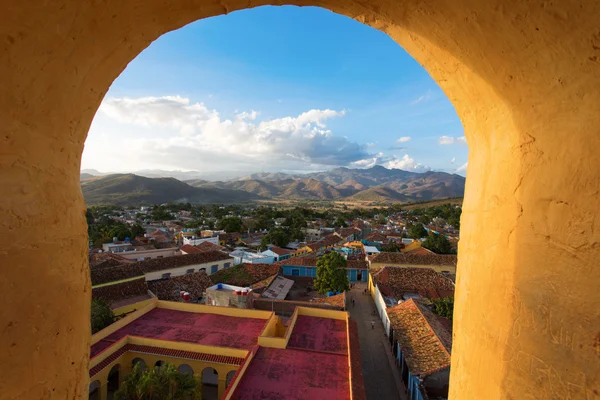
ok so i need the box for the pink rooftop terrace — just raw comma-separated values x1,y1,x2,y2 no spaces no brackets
230,315,350,400
91,308,267,358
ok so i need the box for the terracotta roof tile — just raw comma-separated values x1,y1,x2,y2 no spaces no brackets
267,246,294,256
210,263,280,287
92,278,148,303
386,299,451,376
404,247,436,255
180,244,202,254
370,252,457,267
371,266,454,300
91,251,233,286
147,271,213,301
275,254,319,267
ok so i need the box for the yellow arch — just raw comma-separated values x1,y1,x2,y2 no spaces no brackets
1,1,599,399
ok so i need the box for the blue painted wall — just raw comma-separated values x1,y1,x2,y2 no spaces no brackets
282,264,369,282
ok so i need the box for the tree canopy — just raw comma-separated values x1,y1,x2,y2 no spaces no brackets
407,223,428,239
432,296,454,320
422,232,454,254
217,217,244,233
91,298,115,334
314,252,349,294
115,362,202,400
260,228,290,249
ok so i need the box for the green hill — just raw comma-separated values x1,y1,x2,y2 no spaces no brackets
81,174,261,205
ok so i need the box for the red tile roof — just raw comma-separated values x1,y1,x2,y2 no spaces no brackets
89,252,133,268
370,252,457,267
91,251,233,286
267,245,294,256
195,241,225,252
92,278,148,303
386,299,451,376
275,254,319,267
180,244,202,254
307,233,344,251
371,266,455,300
337,227,361,238
209,263,281,287
404,247,435,255
365,232,387,242
147,271,213,301
346,260,368,269
312,293,346,308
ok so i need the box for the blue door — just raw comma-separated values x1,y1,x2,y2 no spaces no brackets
292,269,300,276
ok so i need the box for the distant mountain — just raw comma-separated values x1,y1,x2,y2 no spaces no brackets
80,169,247,182
185,166,465,203
80,173,96,181
81,174,262,205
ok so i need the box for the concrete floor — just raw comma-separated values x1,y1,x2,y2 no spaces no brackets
347,283,408,400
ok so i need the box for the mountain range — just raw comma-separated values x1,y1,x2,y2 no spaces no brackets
80,166,465,205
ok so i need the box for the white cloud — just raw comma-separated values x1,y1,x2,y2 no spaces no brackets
349,153,430,173
90,96,368,171
397,136,411,143
385,154,431,173
237,110,258,120
450,157,456,164
438,135,467,145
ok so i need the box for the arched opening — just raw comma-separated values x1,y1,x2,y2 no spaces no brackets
2,1,599,400
131,358,147,371
178,364,194,375
201,367,219,400
226,370,237,387
88,380,101,400
107,364,121,397
154,360,165,368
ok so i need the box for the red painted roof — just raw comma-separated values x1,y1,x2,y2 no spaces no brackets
230,347,350,400
287,316,347,354
90,308,267,358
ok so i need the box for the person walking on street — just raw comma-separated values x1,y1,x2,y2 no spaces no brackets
371,320,375,330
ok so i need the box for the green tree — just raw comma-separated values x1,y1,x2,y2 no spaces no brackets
260,228,290,249
422,232,454,254
115,362,202,400
408,223,428,239
109,223,133,241
217,217,243,233
381,241,402,252
131,224,145,238
314,252,349,294
333,216,347,228
432,296,454,320
91,298,115,334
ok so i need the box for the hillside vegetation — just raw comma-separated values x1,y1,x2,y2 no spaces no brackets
81,166,466,205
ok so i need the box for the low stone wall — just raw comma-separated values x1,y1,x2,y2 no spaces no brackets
252,298,344,316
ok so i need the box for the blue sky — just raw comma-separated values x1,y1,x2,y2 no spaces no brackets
83,6,468,177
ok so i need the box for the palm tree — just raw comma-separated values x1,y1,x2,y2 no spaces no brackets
115,362,202,400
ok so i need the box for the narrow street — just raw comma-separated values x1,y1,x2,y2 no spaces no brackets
347,283,407,400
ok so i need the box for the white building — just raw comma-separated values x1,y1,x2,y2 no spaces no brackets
182,236,220,246
229,250,275,265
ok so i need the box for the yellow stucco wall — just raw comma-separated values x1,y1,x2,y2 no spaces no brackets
1,1,599,399
112,298,155,317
